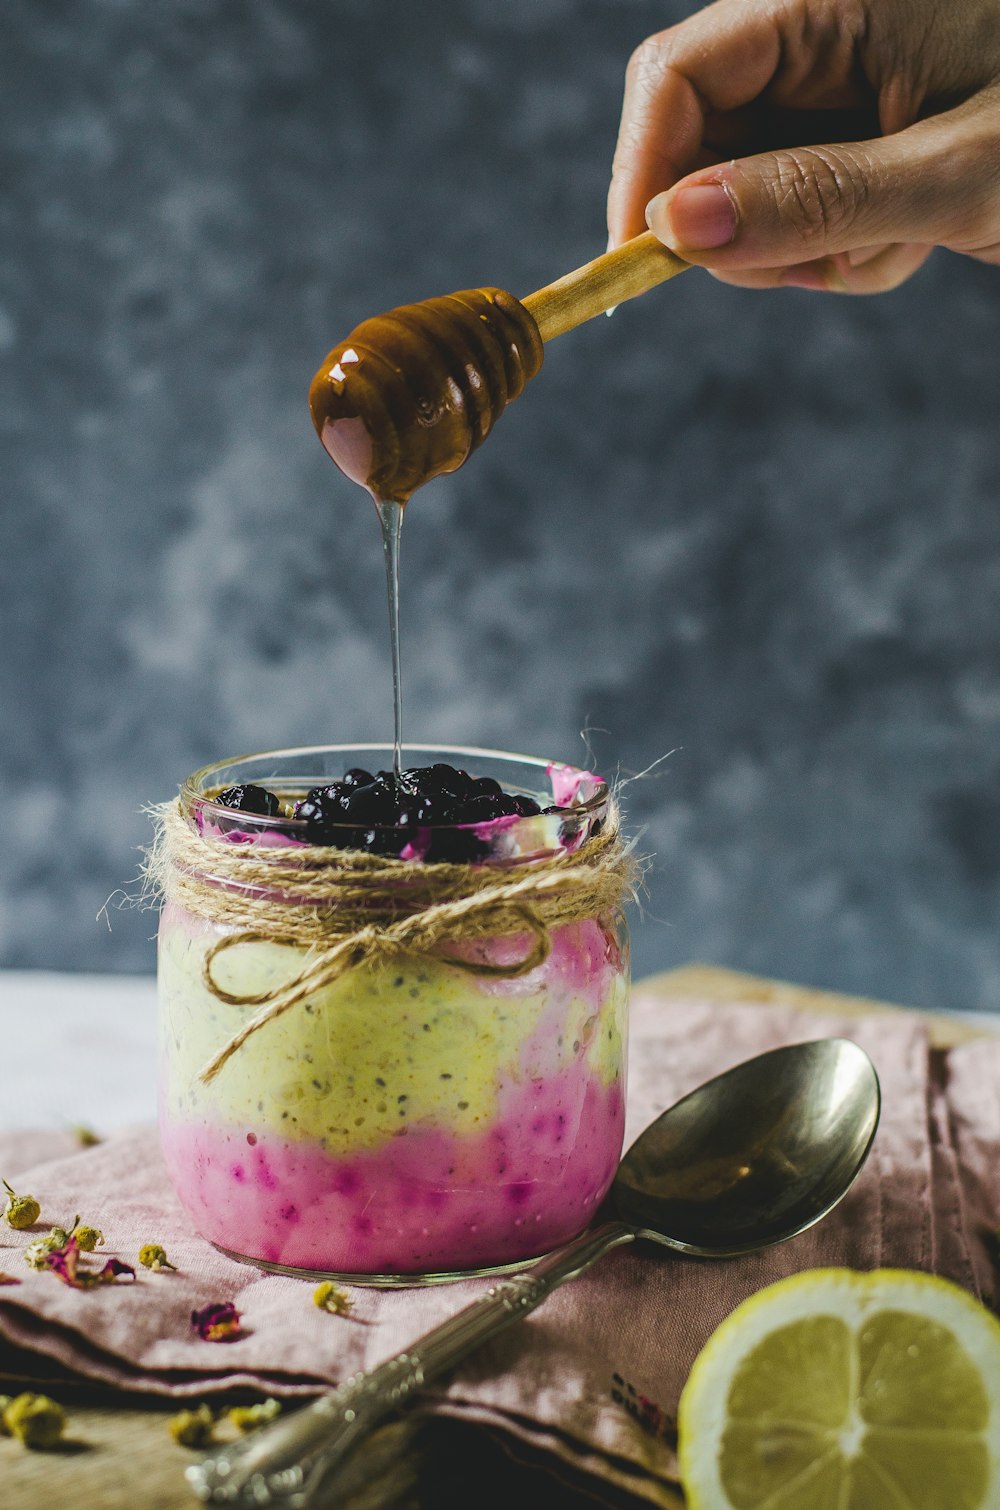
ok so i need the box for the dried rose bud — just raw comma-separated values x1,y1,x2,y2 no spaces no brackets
168,1403,216,1448
96,1257,136,1283
43,1236,135,1290
227,1399,281,1434
139,1242,177,1272
313,1280,353,1316
2,1393,66,1449
191,1301,242,1342
3,1181,40,1231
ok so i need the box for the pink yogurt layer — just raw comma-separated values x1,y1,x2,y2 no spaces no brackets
161,1065,624,1275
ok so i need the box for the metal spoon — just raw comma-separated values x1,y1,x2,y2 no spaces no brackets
187,1036,880,1506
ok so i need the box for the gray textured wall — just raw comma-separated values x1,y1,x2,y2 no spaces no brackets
3,0,1000,1010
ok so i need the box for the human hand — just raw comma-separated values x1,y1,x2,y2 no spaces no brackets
608,0,1000,293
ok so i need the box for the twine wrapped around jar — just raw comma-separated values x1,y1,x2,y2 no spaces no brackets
148,799,640,1085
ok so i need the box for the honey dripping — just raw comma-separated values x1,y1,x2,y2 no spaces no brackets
309,288,544,778
308,235,688,776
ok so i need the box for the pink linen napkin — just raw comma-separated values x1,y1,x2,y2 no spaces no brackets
1,992,996,1507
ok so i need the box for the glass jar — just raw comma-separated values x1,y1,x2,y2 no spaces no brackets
157,744,629,1283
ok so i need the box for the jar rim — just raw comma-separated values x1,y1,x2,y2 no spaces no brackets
179,743,609,856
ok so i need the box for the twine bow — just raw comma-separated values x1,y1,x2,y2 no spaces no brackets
199,901,550,1084
147,797,639,1086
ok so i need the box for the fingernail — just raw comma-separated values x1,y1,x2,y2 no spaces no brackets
647,184,736,250
781,266,828,291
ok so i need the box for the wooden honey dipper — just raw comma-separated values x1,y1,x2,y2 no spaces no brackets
309,231,688,503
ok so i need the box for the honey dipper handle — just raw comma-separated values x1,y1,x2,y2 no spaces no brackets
522,230,688,342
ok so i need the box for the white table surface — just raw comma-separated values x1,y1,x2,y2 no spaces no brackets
3,969,999,1135
2,971,159,1132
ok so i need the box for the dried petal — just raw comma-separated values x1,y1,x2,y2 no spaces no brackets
42,1238,81,1287
0,1271,22,1286
42,1236,134,1290
98,1257,136,1283
191,1301,243,1342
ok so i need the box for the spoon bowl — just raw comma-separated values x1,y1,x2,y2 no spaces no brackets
616,1037,880,1256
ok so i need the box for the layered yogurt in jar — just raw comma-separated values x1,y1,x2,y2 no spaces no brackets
157,744,629,1280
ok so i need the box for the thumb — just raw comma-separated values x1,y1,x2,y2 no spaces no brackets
645,107,990,269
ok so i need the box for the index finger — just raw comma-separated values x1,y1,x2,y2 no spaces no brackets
607,1,789,246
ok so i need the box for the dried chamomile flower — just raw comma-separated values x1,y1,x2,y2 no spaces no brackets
37,1215,79,1251
191,1301,243,1342
226,1399,281,1434
139,1242,177,1272
72,1224,104,1252
23,1231,68,1271
313,1281,353,1316
0,1395,10,1431
3,1181,41,1231
168,1402,216,1448
2,1393,67,1449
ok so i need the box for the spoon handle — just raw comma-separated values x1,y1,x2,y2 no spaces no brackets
522,230,689,342
187,1221,635,1507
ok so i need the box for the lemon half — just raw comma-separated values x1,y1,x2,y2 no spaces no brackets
678,1269,1000,1510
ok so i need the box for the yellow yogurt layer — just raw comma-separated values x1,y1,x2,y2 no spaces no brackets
159,909,627,1155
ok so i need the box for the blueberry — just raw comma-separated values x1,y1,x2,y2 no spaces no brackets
294,786,366,844
341,780,399,825
294,794,336,842
402,765,435,790
365,826,401,856
404,764,474,799
412,791,459,825
215,784,281,817
312,781,351,808
425,828,489,864
290,762,543,857
456,795,505,823
293,795,326,825
343,767,374,789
